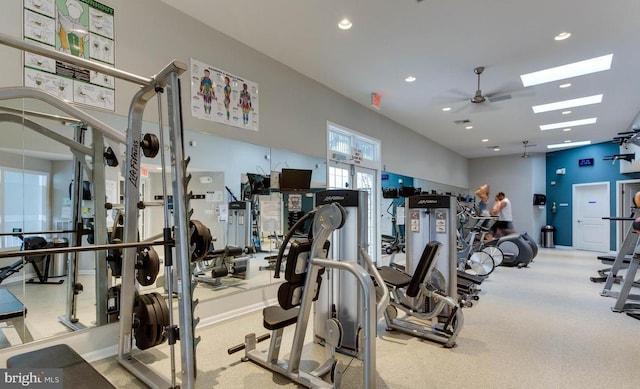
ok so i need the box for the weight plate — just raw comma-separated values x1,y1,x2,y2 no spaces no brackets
142,133,160,158
142,293,163,348
148,292,169,345
190,219,212,262
136,247,160,286
134,294,157,350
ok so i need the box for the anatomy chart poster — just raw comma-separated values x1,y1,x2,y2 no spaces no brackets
190,58,259,131
23,0,116,111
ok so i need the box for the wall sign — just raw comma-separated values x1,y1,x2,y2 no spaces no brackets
23,0,116,111
578,158,594,167
190,58,259,131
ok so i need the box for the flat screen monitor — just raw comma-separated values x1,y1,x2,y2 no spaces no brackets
279,168,312,192
247,173,270,195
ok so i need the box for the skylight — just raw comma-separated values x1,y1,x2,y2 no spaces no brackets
520,54,613,87
540,118,597,131
532,94,603,113
547,140,591,149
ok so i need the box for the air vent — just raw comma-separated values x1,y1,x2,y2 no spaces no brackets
454,119,471,125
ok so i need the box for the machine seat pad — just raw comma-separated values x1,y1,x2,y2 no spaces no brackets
377,266,411,288
0,289,26,320
7,344,115,389
597,255,630,265
457,270,485,285
263,306,300,330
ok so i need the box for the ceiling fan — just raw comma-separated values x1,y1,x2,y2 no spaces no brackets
521,140,536,158
470,66,512,104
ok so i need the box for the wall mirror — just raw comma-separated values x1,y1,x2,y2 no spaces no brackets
0,97,327,349
380,170,468,265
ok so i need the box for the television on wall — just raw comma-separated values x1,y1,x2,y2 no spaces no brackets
279,169,312,193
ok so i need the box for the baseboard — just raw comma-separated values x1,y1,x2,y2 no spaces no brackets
0,283,280,367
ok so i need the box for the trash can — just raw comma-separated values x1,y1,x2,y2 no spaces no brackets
49,237,69,278
541,225,555,248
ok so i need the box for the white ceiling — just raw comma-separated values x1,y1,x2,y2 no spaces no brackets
161,0,640,158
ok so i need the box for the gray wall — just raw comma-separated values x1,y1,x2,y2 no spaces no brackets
0,0,468,189
468,154,546,243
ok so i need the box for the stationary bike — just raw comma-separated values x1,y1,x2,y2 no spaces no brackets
457,214,503,276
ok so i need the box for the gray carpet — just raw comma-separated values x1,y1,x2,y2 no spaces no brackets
92,248,640,388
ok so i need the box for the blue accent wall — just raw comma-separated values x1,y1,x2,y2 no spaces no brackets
545,142,640,249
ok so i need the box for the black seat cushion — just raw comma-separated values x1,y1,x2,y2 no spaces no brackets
7,344,115,389
0,289,26,320
378,266,411,288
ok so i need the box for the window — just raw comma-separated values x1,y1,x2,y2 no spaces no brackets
0,168,49,249
328,122,380,167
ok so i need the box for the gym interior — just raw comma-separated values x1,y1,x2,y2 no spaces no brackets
0,1,639,388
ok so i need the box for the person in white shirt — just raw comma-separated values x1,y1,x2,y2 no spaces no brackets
490,192,515,238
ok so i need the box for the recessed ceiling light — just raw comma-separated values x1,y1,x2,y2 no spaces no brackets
562,110,572,115
554,32,572,41
338,18,352,30
540,117,597,131
442,107,451,112
482,139,489,142
563,128,572,132
493,147,500,151
520,54,613,87
559,83,572,88
465,125,473,129
532,94,603,113
547,140,591,149
564,140,572,143
405,76,416,83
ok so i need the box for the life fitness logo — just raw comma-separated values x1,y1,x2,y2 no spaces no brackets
323,196,345,202
417,199,438,205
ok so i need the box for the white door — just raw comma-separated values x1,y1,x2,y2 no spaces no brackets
354,167,378,260
327,163,379,261
573,182,610,252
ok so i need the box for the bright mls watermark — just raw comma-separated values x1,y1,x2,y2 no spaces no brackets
0,369,62,388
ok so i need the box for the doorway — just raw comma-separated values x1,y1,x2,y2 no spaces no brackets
572,182,610,252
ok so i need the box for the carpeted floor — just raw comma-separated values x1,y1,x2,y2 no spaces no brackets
92,248,640,388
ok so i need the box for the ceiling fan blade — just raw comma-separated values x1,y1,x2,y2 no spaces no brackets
487,94,512,103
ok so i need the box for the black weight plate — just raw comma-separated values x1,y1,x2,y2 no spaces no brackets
137,294,156,350
142,293,164,347
134,294,157,350
148,292,169,345
190,220,211,262
142,133,160,158
136,248,160,286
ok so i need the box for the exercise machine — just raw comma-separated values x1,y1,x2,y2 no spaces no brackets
227,200,253,252
395,193,464,345
314,189,368,356
0,32,205,388
193,245,249,286
486,232,536,268
456,214,500,276
377,240,463,347
228,202,387,388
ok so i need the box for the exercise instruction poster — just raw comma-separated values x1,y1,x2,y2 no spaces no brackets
23,0,116,111
190,58,259,131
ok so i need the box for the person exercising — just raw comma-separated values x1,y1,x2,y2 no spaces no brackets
475,184,490,216
490,191,515,238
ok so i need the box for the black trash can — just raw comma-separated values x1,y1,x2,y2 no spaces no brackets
541,225,555,248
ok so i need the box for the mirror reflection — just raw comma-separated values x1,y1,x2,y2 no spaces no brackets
380,170,469,267
0,98,328,348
